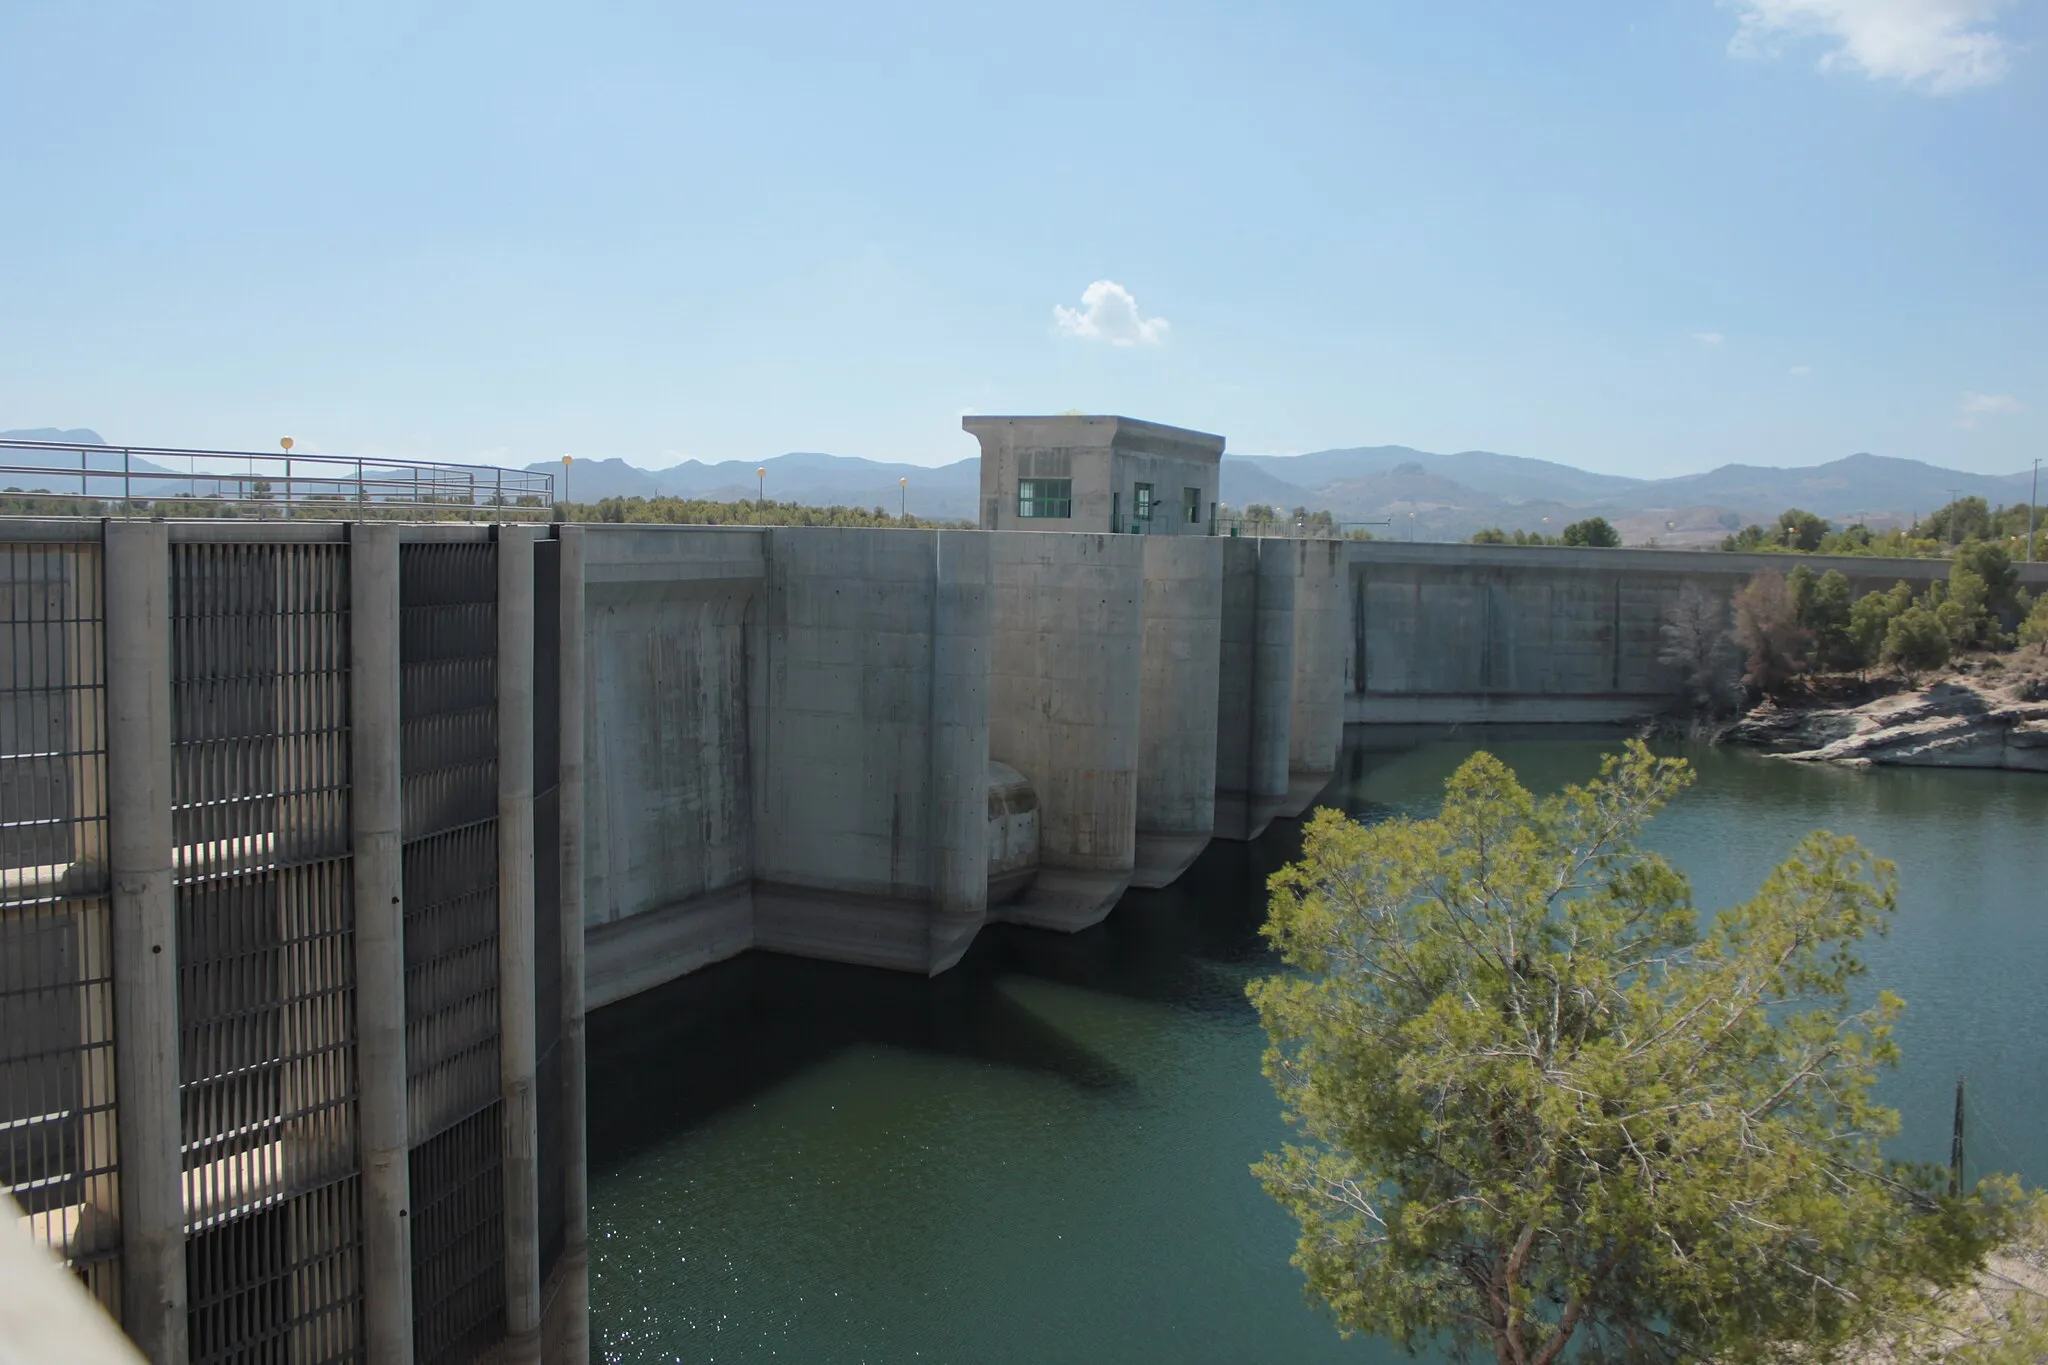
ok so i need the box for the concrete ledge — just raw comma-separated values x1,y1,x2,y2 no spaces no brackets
1130,831,1211,889
1347,693,1669,726
1276,769,1336,820
1211,789,1285,843
992,867,1130,933
753,882,979,976
585,884,753,1010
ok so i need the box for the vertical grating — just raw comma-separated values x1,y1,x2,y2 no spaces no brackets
0,541,119,1314
399,545,498,842
399,541,505,1365
530,538,565,1279
407,1105,504,1365
171,542,362,1364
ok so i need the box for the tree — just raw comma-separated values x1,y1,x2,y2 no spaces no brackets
2018,594,2048,649
1777,507,1828,551
1561,516,1620,548
1884,605,1951,678
1850,581,1915,668
1657,583,1734,711
1802,569,1856,670
1729,569,1809,694
1721,524,1771,553
1954,539,2020,624
1250,745,2012,1365
1471,527,1509,545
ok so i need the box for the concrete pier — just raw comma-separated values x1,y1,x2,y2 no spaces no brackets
496,524,543,1364
1213,537,1297,841
348,523,413,1365
102,521,185,1365
553,525,592,1365
1133,535,1222,887
924,530,993,971
1282,537,1349,817
752,528,993,973
988,532,1145,931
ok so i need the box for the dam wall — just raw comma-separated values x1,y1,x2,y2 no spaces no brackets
1345,541,2048,726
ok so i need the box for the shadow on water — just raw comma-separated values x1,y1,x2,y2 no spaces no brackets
585,823,1309,1175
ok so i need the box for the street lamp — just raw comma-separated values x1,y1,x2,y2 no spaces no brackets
899,476,907,521
2030,459,2040,563
562,454,572,507
757,466,766,523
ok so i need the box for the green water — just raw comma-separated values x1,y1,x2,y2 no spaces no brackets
586,740,2048,1364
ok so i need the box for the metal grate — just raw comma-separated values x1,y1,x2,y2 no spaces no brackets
399,540,505,1365
400,546,498,841
171,542,362,1364
402,825,501,1144
0,542,119,1312
408,1105,505,1365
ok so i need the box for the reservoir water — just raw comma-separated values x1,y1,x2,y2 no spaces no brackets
586,738,2048,1363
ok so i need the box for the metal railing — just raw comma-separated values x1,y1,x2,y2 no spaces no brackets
0,439,555,520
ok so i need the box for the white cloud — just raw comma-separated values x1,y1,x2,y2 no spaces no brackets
1053,280,1170,347
1724,0,2013,95
1692,331,1726,346
1790,364,1813,375
1957,391,2023,429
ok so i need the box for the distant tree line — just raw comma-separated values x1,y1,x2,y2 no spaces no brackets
1720,496,2048,561
1470,515,1620,548
1232,504,1374,539
1663,535,2048,708
563,495,966,528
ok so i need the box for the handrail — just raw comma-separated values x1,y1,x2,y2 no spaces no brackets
0,438,555,520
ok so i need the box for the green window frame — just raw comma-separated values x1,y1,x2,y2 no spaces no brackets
1133,482,1155,522
1017,477,1073,519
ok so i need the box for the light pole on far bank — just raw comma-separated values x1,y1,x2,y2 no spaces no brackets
899,476,907,521
757,466,766,523
2030,459,2040,563
561,454,572,509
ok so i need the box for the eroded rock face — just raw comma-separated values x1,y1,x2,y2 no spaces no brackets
1725,674,2048,771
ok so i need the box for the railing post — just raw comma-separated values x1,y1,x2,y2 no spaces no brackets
103,519,186,1365
350,522,414,1365
496,524,542,1362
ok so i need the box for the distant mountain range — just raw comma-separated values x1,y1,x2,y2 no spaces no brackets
6,428,2034,543
533,443,2038,544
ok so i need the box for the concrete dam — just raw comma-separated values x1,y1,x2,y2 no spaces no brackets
4,414,2032,1365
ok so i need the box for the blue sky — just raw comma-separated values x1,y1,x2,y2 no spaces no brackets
2,1,2041,476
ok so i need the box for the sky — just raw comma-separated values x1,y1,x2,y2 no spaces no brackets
1,0,2043,477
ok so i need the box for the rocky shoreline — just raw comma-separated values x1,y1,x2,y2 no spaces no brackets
1720,672,2048,771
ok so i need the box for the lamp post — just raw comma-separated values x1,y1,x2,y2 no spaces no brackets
899,476,907,521
2030,459,2040,563
561,454,572,508
756,467,766,524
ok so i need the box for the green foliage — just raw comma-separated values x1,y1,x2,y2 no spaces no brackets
1561,515,1620,548
1778,507,1828,552
560,495,961,528
1915,496,1994,546
1801,569,1856,670
1471,527,1509,545
1954,539,2021,622
1721,523,1770,552
1250,744,2013,1365
1849,581,1915,668
1817,523,1876,555
2018,594,2048,648
1884,605,1952,677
